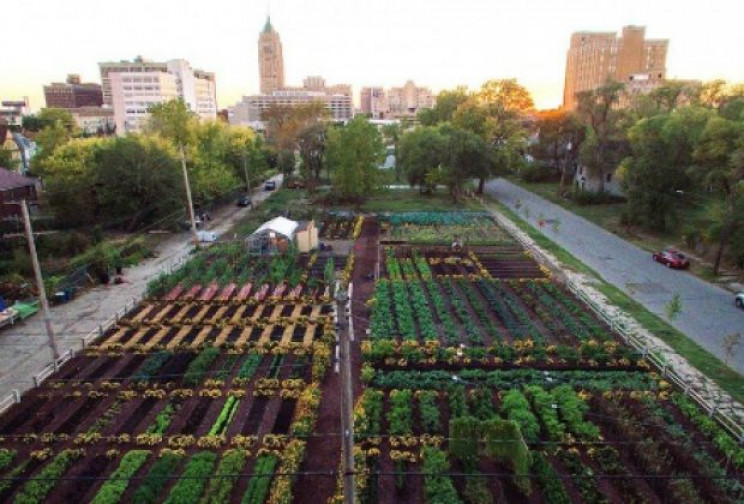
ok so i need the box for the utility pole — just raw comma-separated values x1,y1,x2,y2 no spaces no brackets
335,284,355,504
179,143,200,248
243,152,251,193
21,200,60,361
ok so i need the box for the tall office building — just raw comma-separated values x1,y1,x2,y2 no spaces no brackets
360,81,435,119
258,17,285,95
44,75,103,109
563,25,668,109
99,57,217,134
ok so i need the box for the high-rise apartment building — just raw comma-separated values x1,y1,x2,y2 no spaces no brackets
99,57,217,135
43,75,103,109
360,87,388,119
360,81,435,119
563,25,668,109
258,17,285,95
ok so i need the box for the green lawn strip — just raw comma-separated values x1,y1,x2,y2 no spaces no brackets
163,451,218,504
91,450,151,504
198,449,247,504
483,197,744,405
230,188,310,237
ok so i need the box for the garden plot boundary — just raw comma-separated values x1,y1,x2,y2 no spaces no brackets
486,205,744,444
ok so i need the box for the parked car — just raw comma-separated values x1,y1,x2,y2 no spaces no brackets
736,292,744,309
264,180,276,191
652,249,690,269
236,195,253,207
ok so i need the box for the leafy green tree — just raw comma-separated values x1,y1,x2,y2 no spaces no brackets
297,122,326,191
0,148,16,170
693,116,744,274
146,99,198,147
418,87,469,126
577,81,629,193
530,110,584,194
397,126,446,193
325,116,384,201
38,138,101,225
439,124,491,201
619,107,711,231
93,136,182,231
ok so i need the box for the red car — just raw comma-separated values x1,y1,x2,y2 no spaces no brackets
652,249,690,269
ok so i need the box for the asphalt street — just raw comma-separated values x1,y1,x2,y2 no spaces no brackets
485,178,744,374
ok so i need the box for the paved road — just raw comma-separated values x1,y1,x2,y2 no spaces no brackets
0,175,283,398
485,178,744,374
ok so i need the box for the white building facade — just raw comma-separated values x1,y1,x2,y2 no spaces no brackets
100,57,217,135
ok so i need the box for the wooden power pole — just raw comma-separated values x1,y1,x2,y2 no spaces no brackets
21,199,60,361
179,143,200,248
335,284,355,504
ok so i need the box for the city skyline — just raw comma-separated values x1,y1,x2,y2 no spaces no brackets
3,0,744,112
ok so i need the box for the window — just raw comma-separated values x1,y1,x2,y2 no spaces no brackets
606,172,612,183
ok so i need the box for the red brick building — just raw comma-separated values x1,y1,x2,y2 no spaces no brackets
0,167,37,218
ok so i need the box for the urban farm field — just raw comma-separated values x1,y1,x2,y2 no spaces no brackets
335,211,744,504
0,211,741,504
0,247,344,504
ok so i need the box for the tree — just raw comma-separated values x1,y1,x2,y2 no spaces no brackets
530,110,584,194
38,138,102,226
418,87,469,126
92,136,182,231
0,148,16,170
619,107,711,231
297,122,326,192
146,99,198,147
476,79,534,114
324,116,384,202
577,81,629,193
693,116,744,274
397,126,447,193
439,124,491,201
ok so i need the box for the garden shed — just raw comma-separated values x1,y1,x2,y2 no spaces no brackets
247,216,299,253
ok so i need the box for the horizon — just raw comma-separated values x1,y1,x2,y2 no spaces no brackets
2,0,744,112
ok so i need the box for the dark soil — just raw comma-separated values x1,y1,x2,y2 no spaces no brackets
271,399,297,434
241,397,269,435
47,453,110,504
0,396,47,434
119,397,159,433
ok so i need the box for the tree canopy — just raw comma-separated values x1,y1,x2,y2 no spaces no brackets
324,116,384,202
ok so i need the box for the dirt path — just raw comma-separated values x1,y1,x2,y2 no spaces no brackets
294,216,379,504
0,175,283,399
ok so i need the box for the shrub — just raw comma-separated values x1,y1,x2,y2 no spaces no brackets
571,189,625,206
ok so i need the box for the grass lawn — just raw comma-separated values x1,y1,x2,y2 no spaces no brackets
229,188,312,237
507,177,736,283
484,196,744,405
323,188,481,213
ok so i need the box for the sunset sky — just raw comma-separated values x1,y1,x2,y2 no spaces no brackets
3,0,743,111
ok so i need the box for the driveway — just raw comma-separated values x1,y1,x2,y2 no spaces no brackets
485,178,744,374
0,174,283,398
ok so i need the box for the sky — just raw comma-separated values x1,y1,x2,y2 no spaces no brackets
2,0,744,112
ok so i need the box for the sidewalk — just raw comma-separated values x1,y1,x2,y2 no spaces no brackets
0,175,282,398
